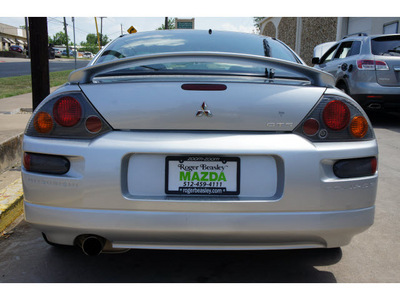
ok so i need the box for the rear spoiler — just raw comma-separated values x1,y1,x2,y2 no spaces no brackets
68,51,335,87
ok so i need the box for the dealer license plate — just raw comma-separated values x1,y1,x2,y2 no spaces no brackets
165,156,240,195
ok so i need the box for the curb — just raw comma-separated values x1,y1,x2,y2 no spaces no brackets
0,133,23,174
0,178,24,233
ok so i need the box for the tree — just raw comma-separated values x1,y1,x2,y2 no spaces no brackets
79,33,110,54
83,33,109,46
157,18,175,30
49,31,70,45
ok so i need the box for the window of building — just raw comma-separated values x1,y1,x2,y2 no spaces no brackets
383,22,399,34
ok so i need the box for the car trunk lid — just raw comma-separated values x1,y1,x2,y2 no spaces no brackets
80,79,326,132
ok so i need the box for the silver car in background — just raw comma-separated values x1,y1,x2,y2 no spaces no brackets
22,30,378,256
313,33,400,111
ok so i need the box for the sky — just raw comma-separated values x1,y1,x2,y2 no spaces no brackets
0,17,257,45
1,0,397,45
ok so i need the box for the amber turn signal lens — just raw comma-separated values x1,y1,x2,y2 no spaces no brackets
350,116,368,138
34,112,53,134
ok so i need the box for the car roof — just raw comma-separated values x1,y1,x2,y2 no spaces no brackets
341,33,400,42
116,29,269,42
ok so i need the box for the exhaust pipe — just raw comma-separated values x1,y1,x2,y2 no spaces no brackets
76,235,106,256
367,103,382,110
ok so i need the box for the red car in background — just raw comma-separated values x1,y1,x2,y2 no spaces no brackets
9,45,24,53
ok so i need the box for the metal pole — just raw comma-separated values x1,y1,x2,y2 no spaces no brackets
72,17,76,69
28,17,50,110
94,17,101,51
165,17,168,30
24,17,30,58
63,17,69,57
99,17,106,47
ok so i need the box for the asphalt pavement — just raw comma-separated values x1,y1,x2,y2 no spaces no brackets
0,57,89,77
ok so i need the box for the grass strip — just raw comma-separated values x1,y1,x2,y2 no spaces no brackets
0,70,72,99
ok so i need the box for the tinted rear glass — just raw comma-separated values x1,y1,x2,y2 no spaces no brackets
95,31,299,64
371,35,400,55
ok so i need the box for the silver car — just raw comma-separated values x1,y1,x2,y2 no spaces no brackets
22,30,378,256
313,33,400,111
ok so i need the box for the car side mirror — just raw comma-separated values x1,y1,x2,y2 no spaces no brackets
312,57,320,65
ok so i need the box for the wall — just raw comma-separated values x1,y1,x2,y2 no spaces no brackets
300,18,337,65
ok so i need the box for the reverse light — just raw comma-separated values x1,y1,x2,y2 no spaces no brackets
303,118,320,136
85,116,102,133
323,100,350,131
53,96,82,127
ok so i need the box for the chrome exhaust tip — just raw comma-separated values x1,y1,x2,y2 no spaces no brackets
367,103,382,110
76,235,106,256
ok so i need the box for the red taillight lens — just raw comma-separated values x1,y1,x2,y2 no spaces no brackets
303,118,320,136
323,100,350,131
357,60,389,70
53,96,82,127
23,152,31,171
357,60,375,70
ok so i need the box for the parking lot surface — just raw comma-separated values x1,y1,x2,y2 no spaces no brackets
0,111,399,283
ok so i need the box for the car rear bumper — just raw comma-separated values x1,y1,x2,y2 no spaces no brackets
22,131,378,250
24,202,375,250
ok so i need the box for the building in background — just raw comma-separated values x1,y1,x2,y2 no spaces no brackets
175,18,195,29
258,17,400,65
0,23,28,51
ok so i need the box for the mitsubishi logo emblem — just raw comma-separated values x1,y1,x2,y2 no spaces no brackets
196,102,213,117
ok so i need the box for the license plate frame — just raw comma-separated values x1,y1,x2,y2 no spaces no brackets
165,156,240,195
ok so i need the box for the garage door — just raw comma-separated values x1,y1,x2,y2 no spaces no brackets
348,17,372,35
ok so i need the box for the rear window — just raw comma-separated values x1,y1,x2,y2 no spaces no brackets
371,35,400,55
95,32,299,65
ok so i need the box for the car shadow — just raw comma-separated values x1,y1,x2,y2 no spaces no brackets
41,245,341,283
367,111,400,133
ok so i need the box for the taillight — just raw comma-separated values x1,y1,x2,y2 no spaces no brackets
53,96,82,127
323,100,350,131
357,60,389,70
33,112,53,134
25,92,112,139
85,116,102,133
302,118,319,136
295,95,374,142
350,116,368,138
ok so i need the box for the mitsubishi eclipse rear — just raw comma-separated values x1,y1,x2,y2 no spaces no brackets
22,30,378,255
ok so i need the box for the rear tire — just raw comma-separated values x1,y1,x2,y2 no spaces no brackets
336,83,349,95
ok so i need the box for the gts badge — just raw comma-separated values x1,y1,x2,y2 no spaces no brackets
266,122,294,128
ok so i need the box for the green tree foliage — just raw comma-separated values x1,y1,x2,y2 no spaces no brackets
79,33,110,54
48,31,70,46
157,18,176,30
